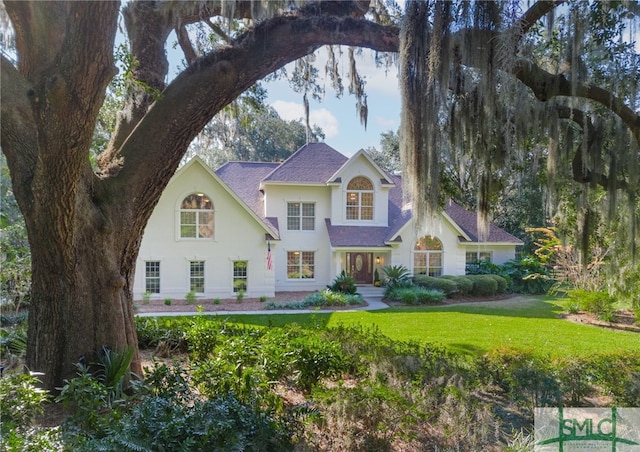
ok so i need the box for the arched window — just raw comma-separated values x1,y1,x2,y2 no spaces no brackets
414,236,443,276
180,193,214,239
346,176,374,220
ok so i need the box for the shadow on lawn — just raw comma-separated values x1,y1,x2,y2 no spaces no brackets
373,296,565,320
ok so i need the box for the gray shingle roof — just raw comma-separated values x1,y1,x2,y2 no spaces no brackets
262,143,347,184
215,161,280,233
444,200,523,244
325,219,393,247
213,143,522,246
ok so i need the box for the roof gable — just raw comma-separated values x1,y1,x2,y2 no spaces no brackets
328,148,395,186
261,142,347,185
172,157,280,238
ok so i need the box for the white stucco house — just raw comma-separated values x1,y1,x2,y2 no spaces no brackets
134,143,522,300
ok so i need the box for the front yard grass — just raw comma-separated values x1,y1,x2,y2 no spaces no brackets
215,295,640,358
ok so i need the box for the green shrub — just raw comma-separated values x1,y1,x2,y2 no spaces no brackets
136,317,189,351
266,289,363,310
481,348,561,408
259,295,268,302
466,275,499,296
501,256,554,294
381,265,412,289
413,275,458,296
553,357,594,406
590,352,640,406
164,298,172,306
441,275,474,295
213,298,221,305
567,289,615,315
236,290,245,302
185,291,197,304
78,394,293,451
142,291,152,304
385,287,445,305
0,373,48,435
487,274,509,293
327,270,357,294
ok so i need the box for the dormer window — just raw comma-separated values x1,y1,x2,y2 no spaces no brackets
346,176,373,221
180,193,214,239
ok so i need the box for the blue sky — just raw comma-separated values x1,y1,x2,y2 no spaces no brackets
264,48,401,156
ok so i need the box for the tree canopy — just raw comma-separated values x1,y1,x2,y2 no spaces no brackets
1,0,638,390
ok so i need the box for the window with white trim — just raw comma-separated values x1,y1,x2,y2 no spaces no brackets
287,251,315,279
287,202,315,230
233,261,247,293
189,261,205,293
465,251,492,273
346,176,374,220
180,193,214,239
145,261,160,294
413,236,443,277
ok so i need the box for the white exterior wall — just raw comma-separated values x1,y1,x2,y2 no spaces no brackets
329,156,390,226
391,217,467,276
462,244,517,265
135,154,520,298
264,184,333,291
135,162,274,300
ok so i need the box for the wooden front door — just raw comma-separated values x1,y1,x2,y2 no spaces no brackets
347,252,373,284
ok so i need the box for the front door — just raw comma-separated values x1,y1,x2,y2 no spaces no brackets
347,252,373,284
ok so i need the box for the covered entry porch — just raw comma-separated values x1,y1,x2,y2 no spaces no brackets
332,248,390,285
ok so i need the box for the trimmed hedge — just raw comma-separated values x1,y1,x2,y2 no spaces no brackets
486,274,509,293
465,275,499,296
440,275,474,295
413,275,458,296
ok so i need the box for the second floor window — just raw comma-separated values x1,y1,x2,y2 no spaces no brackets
346,176,373,220
287,202,315,230
180,193,214,239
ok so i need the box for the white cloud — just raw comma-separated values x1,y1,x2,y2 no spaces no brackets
374,116,399,130
271,100,339,138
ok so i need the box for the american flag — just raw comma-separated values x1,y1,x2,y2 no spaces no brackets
267,241,273,270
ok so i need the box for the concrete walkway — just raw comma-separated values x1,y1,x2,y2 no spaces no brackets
137,286,389,317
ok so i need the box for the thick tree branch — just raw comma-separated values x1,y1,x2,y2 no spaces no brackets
205,18,232,44
512,1,565,43
176,24,198,65
110,15,398,221
513,58,640,145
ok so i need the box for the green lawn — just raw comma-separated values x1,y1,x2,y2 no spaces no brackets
210,296,640,358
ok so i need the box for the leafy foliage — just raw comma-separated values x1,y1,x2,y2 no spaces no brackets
327,270,357,294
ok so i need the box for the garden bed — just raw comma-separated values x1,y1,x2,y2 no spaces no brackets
135,291,367,313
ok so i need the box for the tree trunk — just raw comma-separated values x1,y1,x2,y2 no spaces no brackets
25,198,143,390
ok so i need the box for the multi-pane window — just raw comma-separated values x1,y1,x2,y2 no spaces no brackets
190,261,205,293
413,236,443,277
287,202,315,230
180,193,214,239
465,251,492,264
287,251,315,279
233,261,247,293
346,176,374,220
465,251,492,273
145,261,160,294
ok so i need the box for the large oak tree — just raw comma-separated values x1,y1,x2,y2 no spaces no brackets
1,0,638,391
